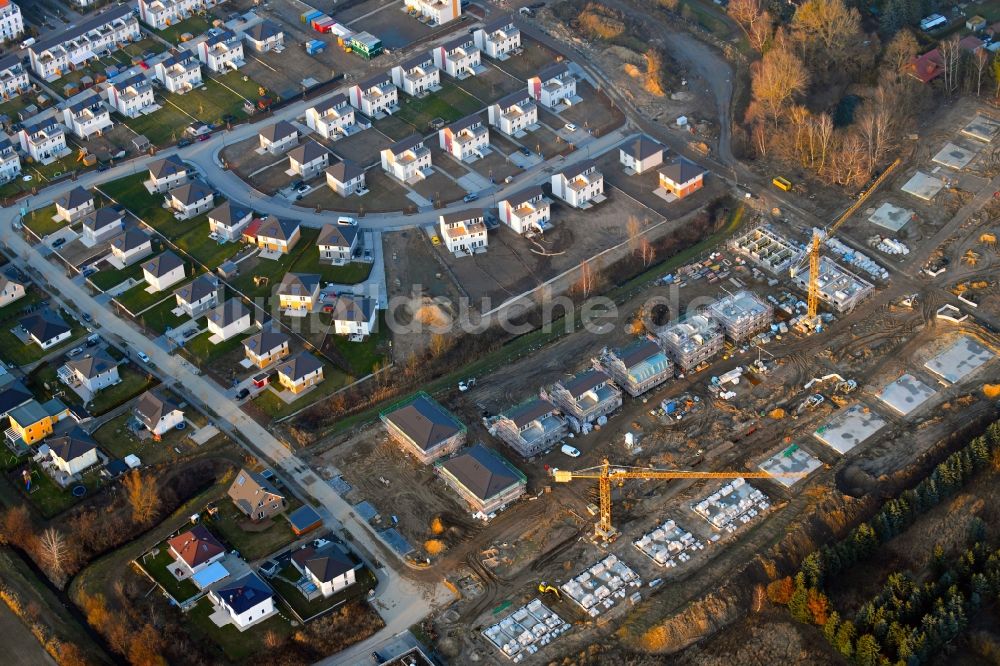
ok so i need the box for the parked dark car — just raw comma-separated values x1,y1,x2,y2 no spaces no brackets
519,146,532,156
235,388,250,400
177,139,192,147
51,237,66,248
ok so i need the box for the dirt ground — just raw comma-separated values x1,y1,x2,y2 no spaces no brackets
300,167,417,214
221,135,290,182
410,169,469,204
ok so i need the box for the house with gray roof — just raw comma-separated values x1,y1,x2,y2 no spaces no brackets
276,352,324,394
110,228,153,266
317,222,359,264
547,368,622,424
206,298,251,342
596,337,672,397
81,207,124,245
55,186,95,222
147,154,188,193
436,443,526,516
20,310,71,349
258,120,298,155
328,294,377,337
63,349,119,394
133,390,184,437
174,275,220,317
167,181,214,220
287,139,329,179
380,392,466,464
208,200,254,242
658,157,707,200
243,327,290,368
492,397,567,458
325,160,366,197
244,19,284,52
227,468,286,521
141,251,185,292
47,427,99,477
619,135,664,174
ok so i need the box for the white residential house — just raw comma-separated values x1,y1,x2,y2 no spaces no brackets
498,186,551,234
291,544,357,598
55,186,95,223
0,0,24,43
474,15,520,60
61,92,112,139
0,54,29,100
0,275,25,307
110,229,153,266
139,0,227,31
211,574,275,630
287,140,329,179
107,73,155,118
0,135,19,183
81,207,125,245
380,134,431,184
206,298,251,342
141,251,185,292
28,6,140,80
487,91,537,136
64,350,119,393
391,52,440,97
439,114,489,162
147,154,188,193
551,159,605,208
305,94,356,140
348,74,399,118
258,120,298,155
207,201,253,241
440,210,487,255
325,160,366,197
317,222,359,264
167,181,214,220
18,117,67,165
154,51,202,94
174,274,220,317
433,36,481,79
243,19,284,52
407,0,461,26
197,30,244,73
20,311,71,349
48,430,99,477
134,390,184,436
619,135,664,174
527,62,576,109
329,295,377,337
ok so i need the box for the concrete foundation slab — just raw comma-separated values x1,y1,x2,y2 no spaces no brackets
877,373,936,415
932,142,978,170
813,404,887,454
868,202,914,232
924,336,995,384
961,114,1000,143
758,444,821,487
901,172,944,201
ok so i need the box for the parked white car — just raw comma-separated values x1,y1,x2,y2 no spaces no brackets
560,444,581,458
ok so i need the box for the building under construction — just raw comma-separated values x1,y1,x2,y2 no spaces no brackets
729,225,799,275
706,290,773,342
491,397,568,458
658,314,724,371
791,256,874,313
596,337,673,397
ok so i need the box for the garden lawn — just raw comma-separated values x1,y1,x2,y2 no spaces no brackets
229,228,318,301
175,222,240,268
0,312,86,367
325,312,388,377
121,103,194,147
157,15,214,45
87,364,157,415
204,503,296,561
180,328,252,365
187,597,293,661
22,204,68,238
270,564,376,621
0,288,41,325
92,413,185,465
394,81,481,130
139,545,199,602
289,250,371,284
98,173,188,237
114,279,186,316
89,259,148,292
250,362,347,419
25,362,84,409
139,298,191,334
15,461,102,519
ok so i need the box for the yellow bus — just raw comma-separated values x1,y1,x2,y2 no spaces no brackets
772,177,792,191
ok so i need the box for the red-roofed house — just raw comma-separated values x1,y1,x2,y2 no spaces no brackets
907,49,942,84
241,217,264,245
167,525,225,575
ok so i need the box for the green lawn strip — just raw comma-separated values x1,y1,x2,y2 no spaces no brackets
324,312,389,377
178,328,252,365
87,364,158,415
137,545,200,601
11,461,102,519
156,15,214,45
175,222,240,267
92,412,188,465
0,289,42,325
394,82,481,128
288,249,372,284
115,273,194,315
313,202,749,438
22,203,68,238
138,297,191,334
0,313,87,367
270,564,376,620
203,504,296,561
121,38,168,59
214,70,265,101
187,597,293,661
0,94,35,120
27,154,94,183
24,362,84,409
229,228,319,302
89,259,149,292
250,362,348,419
98,173,188,236
121,104,194,146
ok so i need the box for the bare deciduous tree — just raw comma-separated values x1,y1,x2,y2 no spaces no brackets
974,49,989,97
626,215,642,251
791,0,861,64
939,36,962,96
38,528,69,579
751,43,809,123
882,30,918,82
728,0,770,51
639,237,656,267
575,259,600,299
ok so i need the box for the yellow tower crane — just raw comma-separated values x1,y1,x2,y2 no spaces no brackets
552,459,803,541
807,230,821,326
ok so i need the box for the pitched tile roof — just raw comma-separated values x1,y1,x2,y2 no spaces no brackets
243,328,289,356
174,274,218,304
20,310,70,343
382,393,463,452
66,349,117,380
56,186,93,210
215,573,273,614
259,120,297,143
111,228,151,253
148,154,186,180
82,206,123,232
325,160,364,183
168,525,224,568
316,222,358,249
659,157,706,185
133,390,180,429
277,272,319,297
438,443,524,501
143,251,184,278
328,294,374,323
208,298,249,328
168,180,213,206
277,352,323,382
287,139,328,165
257,215,300,242
48,427,97,463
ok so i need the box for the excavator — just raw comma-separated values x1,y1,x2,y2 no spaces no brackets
537,582,561,600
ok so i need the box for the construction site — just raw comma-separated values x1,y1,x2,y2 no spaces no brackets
301,102,1000,665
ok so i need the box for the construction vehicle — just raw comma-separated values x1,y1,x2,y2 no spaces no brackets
537,582,561,599
552,459,803,541
772,176,792,191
